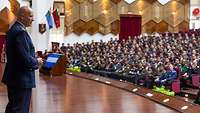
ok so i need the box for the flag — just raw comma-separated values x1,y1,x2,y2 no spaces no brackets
52,9,60,28
45,10,53,29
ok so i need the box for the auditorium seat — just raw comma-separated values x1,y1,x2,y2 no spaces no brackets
171,79,180,93
192,74,200,88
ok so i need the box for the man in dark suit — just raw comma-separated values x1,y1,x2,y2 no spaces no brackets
1,6,43,113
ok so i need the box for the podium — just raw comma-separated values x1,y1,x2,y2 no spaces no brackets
39,53,67,76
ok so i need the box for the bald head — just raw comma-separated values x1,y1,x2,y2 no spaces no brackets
17,6,33,27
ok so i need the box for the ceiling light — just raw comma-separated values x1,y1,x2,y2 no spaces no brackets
102,10,108,14
172,11,176,15
139,11,143,15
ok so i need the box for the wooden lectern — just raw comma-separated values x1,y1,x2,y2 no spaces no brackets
39,55,68,76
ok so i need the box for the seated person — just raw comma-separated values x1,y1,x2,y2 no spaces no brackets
69,58,81,67
155,64,177,86
113,62,122,72
105,61,115,72
60,43,67,54
179,63,190,82
180,59,200,88
190,58,200,75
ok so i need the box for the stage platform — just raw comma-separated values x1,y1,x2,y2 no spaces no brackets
179,88,199,101
67,72,200,113
0,71,182,113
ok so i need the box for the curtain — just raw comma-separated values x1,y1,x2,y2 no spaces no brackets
119,14,141,40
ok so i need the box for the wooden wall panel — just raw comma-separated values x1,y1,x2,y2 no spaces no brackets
111,20,120,35
86,20,99,35
104,25,111,34
93,0,114,18
63,0,189,35
143,20,156,33
99,25,111,35
117,1,129,18
178,21,189,32
129,1,151,15
141,5,152,25
163,1,184,27
146,0,157,4
80,1,93,22
176,0,190,5
75,0,85,4
152,1,164,23
155,20,168,33
184,3,189,22
111,0,122,4
168,25,174,33
64,0,79,27
73,20,86,35
99,25,105,35
64,25,73,36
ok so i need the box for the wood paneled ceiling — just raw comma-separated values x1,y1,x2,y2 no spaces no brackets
0,0,18,33
63,0,190,35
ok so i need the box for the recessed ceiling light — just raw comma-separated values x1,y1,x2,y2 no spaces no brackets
102,10,108,14
172,11,176,15
139,11,143,15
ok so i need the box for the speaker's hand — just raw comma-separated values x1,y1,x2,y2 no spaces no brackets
37,58,43,65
